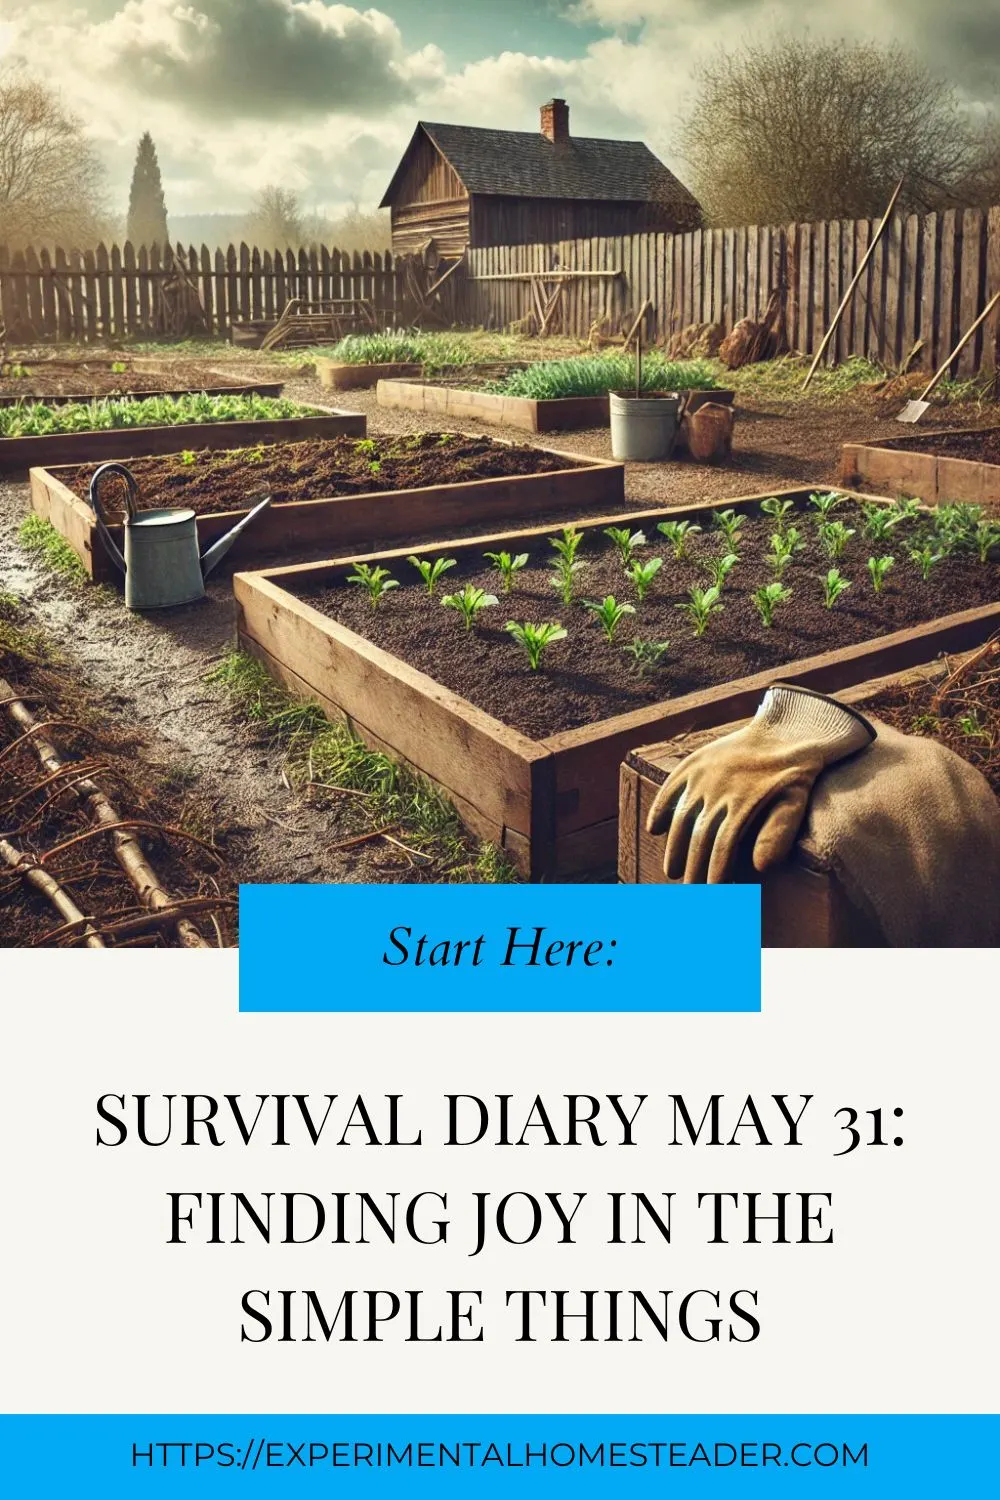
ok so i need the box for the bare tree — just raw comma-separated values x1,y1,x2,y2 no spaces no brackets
242,185,304,248
679,35,996,226
0,69,109,248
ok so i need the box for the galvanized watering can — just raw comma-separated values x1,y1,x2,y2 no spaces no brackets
89,461,272,610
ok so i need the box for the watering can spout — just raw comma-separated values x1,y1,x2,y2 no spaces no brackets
200,494,272,579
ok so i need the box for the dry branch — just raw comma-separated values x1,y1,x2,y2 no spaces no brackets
0,835,104,948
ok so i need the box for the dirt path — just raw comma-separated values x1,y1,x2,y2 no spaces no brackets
2,348,997,895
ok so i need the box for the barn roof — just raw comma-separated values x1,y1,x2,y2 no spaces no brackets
380,122,701,221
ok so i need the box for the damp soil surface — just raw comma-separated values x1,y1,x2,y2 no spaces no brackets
883,429,1000,465
859,651,1000,796
293,500,1000,740
0,357,268,402
58,433,583,518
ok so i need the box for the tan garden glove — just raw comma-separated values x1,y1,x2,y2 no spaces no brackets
646,685,876,884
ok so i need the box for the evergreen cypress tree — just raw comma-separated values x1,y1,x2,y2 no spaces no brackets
126,133,169,249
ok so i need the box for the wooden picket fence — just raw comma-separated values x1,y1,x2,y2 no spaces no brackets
0,241,404,342
459,204,1000,375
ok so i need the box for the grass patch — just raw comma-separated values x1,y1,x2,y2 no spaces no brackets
723,354,887,402
487,355,719,399
207,650,516,883
19,515,89,582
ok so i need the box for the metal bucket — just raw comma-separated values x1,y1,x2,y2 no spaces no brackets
609,391,681,462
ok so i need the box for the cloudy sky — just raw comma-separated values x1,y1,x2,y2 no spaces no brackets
1,0,998,221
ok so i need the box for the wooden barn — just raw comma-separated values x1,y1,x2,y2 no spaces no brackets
380,100,702,261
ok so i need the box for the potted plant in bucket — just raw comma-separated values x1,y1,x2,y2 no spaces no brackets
609,330,681,462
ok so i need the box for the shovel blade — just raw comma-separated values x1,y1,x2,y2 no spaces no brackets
896,398,931,423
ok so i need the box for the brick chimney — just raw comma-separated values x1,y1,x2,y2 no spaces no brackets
540,99,570,145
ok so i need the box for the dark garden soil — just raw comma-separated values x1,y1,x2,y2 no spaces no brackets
862,648,1000,796
0,615,238,947
294,500,1000,740
883,429,1000,465
58,433,581,518
0,357,254,401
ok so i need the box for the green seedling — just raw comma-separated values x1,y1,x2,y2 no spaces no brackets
408,554,457,596
819,520,856,560
820,568,851,608
809,490,844,519
702,551,739,589
677,584,724,637
354,437,379,456
934,503,983,554
626,556,663,602
179,449,197,466
484,550,529,592
908,543,944,581
760,496,795,533
583,594,635,643
441,585,498,630
549,555,585,606
892,495,923,525
753,582,793,627
549,525,584,564
111,361,128,375
768,527,805,577
861,503,901,542
347,562,398,608
713,508,744,549
623,638,671,678
957,711,989,741
603,526,647,568
656,519,702,560
867,555,895,593
974,521,1000,564
504,620,566,670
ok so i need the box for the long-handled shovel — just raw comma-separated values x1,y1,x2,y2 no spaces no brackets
897,289,1000,422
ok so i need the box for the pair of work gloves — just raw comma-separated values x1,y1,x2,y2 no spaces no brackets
647,683,875,884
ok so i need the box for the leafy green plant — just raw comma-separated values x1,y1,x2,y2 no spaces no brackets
819,520,856,560
934,503,983,555
892,495,923,525
441,585,498,630
753,582,793,627
657,518,702,560
626,556,663,602
867,555,895,593
760,496,795,533
768,527,805,577
861,503,902,542
549,526,584,564
504,620,566,670
347,562,398,608
179,449,197,466
677,584,724,637
702,551,739,589
485,550,529,592
820,568,851,608
974,521,1000,564
550,556,584,606
908,543,944,581
408,554,457,596
583,595,635,642
111,361,128,375
809,490,844,519
623,638,671,678
0,391,312,438
712,508,744,549
957,710,989,740
603,526,647,567
487,355,718,400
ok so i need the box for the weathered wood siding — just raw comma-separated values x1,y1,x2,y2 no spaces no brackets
470,196,684,248
386,130,471,259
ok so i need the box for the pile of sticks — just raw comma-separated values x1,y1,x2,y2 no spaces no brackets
1,675,233,948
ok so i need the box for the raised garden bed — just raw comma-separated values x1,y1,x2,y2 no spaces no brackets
840,426,1000,507
3,402,363,475
378,378,735,435
31,433,622,582
233,488,1000,880
316,358,423,390
619,646,999,944
0,356,283,406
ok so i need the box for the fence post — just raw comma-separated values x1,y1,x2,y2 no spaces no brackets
985,206,1000,378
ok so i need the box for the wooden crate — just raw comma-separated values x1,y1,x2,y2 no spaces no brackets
3,410,364,476
30,444,623,584
839,426,1000,507
234,489,1000,880
618,658,981,945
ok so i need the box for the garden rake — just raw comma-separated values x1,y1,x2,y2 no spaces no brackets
896,289,1000,422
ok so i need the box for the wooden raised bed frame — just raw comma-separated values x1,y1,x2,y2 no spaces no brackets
315,359,422,391
840,426,1000,507
234,487,1000,881
31,443,623,583
3,410,364,476
618,654,986,946
378,379,735,435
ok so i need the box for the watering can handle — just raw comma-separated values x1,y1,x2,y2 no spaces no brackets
89,462,138,577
